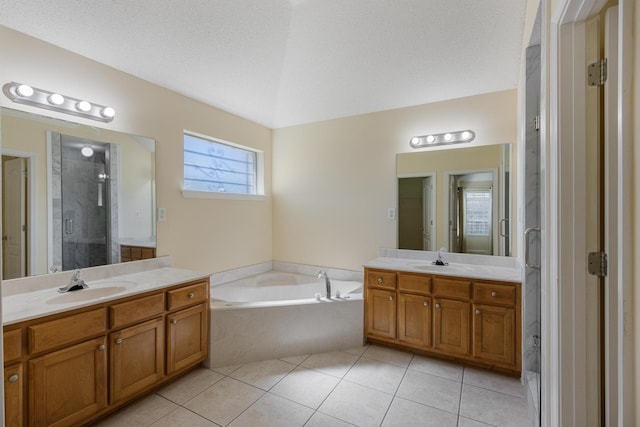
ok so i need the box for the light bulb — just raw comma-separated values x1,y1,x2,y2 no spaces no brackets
444,133,453,141
16,84,34,97
81,146,94,157
426,135,436,143
101,106,115,119
48,93,65,105
410,137,420,146
461,131,471,140
77,101,92,112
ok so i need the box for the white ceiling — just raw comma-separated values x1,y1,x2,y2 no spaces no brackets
0,0,527,129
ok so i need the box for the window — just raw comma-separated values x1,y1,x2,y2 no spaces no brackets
183,132,263,198
463,189,492,236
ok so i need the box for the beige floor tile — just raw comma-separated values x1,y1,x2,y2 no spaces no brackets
408,355,464,382
381,396,458,427
280,354,310,365
342,344,369,356
157,368,224,404
269,366,340,409
228,393,314,427
463,367,525,398
304,411,357,427
458,416,496,427
93,394,178,427
211,363,242,376
150,407,218,426
230,358,296,390
460,384,530,427
362,345,413,367
343,356,406,394
396,369,462,414
184,377,264,425
300,350,359,378
319,381,393,427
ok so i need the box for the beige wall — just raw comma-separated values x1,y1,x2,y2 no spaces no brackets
0,26,273,274
272,90,517,271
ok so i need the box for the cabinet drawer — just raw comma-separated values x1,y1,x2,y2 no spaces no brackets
110,293,165,328
474,282,516,306
366,269,396,289
432,278,471,300
398,273,431,294
28,308,107,354
167,282,208,311
4,328,22,362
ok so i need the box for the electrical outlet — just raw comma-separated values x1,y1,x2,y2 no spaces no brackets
157,207,166,222
387,208,396,220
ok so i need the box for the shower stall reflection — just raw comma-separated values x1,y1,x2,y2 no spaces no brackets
51,133,120,271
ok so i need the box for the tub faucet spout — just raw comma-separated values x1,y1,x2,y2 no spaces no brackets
317,270,331,299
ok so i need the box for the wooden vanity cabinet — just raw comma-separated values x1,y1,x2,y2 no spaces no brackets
120,245,156,262
29,336,108,427
364,267,521,375
3,277,210,427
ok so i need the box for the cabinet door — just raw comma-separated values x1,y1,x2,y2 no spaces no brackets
433,298,470,356
167,303,208,374
5,363,23,427
365,288,397,341
398,293,431,348
472,304,515,366
110,317,165,403
29,336,107,427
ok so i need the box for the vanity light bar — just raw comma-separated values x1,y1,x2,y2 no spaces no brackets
2,82,115,123
410,130,475,148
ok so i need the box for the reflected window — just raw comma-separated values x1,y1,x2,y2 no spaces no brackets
183,132,262,195
464,189,491,236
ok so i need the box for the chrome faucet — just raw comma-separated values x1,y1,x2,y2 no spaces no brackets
317,270,331,299
58,269,89,293
433,247,448,266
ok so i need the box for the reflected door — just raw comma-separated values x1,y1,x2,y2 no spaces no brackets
2,157,27,279
60,136,111,270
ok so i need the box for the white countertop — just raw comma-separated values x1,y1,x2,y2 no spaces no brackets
3,267,210,326
363,257,522,283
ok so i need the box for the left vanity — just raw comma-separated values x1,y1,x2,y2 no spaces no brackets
2,257,210,427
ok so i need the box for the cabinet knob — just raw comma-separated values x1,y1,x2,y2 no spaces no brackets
476,309,481,315
98,344,105,351
423,301,429,307
171,319,178,325
188,292,195,299
8,374,18,383
491,291,497,297
115,338,123,345
435,303,441,309
377,277,383,284
388,295,393,301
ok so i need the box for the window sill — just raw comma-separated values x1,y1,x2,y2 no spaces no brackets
181,189,268,201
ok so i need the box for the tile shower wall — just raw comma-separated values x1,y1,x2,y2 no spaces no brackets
51,133,120,271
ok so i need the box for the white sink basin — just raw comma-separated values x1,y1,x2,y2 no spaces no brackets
412,264,448,272
46,283,132,304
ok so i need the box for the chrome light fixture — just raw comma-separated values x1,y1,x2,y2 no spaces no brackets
2,82,116,123
410,129,475,148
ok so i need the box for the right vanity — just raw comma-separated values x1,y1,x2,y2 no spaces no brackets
363,251,521,376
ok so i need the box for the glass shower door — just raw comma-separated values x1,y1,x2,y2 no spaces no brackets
60,135,111,270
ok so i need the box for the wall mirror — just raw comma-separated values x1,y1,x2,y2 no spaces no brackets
397,143,514,256
1,107,156,279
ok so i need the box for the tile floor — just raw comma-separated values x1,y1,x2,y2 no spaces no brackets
94,345,532,427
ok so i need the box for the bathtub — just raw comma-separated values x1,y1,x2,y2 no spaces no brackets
206,270,364,368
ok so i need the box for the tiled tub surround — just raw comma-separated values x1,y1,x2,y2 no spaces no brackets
2,257,209,325
208,262,364,368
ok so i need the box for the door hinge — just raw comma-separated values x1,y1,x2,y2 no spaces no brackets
22,224,27,232
532,335,541,348
588,251,608,277
533,115,540,131
588,58,607,86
